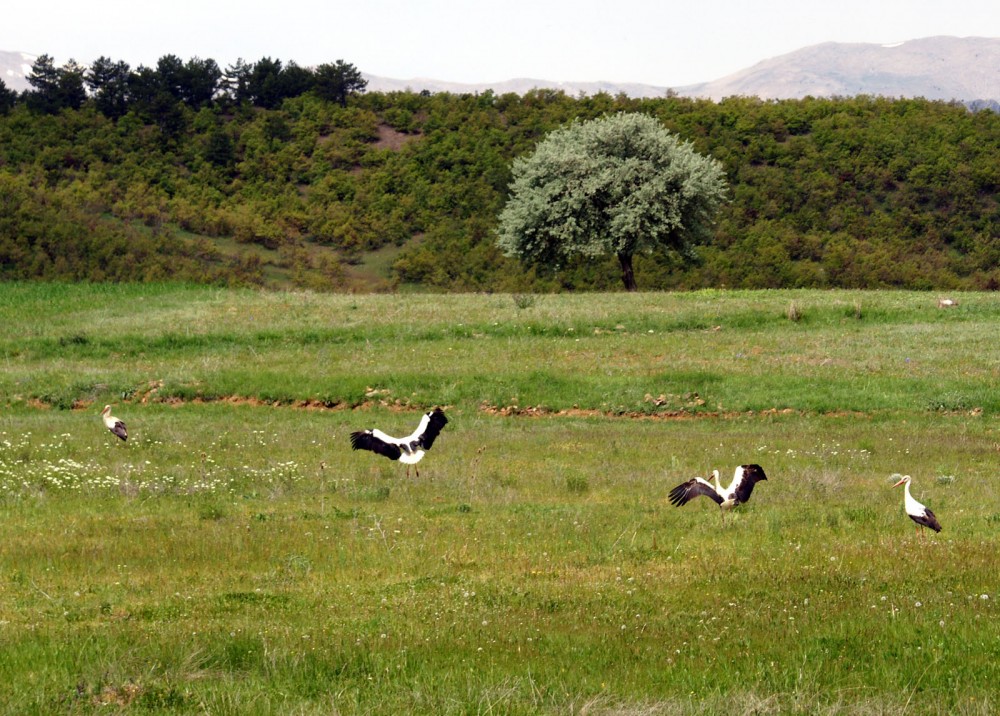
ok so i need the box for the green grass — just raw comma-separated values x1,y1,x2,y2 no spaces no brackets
2,283,999,416
0,284,998,714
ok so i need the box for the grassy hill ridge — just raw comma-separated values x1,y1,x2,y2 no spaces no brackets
1,91,999,291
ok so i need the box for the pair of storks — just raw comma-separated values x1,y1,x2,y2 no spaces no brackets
669,466,942,534
350,410,941,534
101,402,448,473
670,466,941,535
352,410,777,518
102,405,941,534
100,403,446,476
349,410,772,507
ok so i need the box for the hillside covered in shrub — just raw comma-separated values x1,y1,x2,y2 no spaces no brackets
2,66,999,291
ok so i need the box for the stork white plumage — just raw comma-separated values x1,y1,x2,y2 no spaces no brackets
100,404,128,442
350,408,448,477
892,475,942,536
709,468,723,494
668,464,768,515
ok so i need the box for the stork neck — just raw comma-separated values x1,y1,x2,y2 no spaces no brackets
901,479,920,512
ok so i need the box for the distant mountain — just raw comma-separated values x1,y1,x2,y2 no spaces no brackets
361,75,673,99
4,37,999,103
681,36,1000,102
1,50,35,92
369,36,999,104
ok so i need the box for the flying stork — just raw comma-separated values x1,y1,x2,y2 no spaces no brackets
350,407,448,477
100,404,128,442
668,464,768,516
892,474,942,536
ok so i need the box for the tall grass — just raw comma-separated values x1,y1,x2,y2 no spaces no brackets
0,284,998,713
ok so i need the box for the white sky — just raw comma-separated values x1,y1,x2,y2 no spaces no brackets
4,0,1000,87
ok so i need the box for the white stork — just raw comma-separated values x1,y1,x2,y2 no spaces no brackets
668,464,768,515
350,408,448,477
892,475,942,536
100,404,128,442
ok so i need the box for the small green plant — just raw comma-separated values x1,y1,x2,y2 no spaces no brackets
282,554,313,578
198,503,226,521
138,685,192,710
926,393,973,412
566,475,589,494
787,301,802,322
58,333,90,347
512,294,536,309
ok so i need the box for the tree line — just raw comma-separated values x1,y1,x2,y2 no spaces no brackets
0,54,367,118
1,66,998,292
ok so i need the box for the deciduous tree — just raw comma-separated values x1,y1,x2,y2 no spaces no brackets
496,112,728,290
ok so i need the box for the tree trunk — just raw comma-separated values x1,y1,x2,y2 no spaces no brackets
617,253,637,292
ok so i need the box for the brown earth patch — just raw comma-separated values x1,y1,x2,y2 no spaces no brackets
477,402,811,421
34,394,929,421
374,123,418,151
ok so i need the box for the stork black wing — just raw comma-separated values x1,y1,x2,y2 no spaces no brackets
109,420,127,441
418,408,448,450
668,478,724,507
350,431,402,460
733,464,767,504
914,507,943,533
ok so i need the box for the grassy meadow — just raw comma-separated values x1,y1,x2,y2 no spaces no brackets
1,283,998,714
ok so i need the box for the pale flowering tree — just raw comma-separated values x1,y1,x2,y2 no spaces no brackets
496,112,728,291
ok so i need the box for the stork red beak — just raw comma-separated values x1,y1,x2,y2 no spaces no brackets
892,477,906,488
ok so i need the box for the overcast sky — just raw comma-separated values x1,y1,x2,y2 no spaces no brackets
4,0,1000,87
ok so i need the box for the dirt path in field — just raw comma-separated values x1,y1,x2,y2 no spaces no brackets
54,393,861,421
55,396,979,421
31,379,887,420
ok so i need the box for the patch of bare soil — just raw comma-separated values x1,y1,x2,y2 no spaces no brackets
374,123,418,151
43,391,909,421
477,402,812,421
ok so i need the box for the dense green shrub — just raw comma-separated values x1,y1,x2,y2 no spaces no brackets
1,91,998,291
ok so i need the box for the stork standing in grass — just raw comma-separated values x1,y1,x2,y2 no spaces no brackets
350,408,448,477
892,474,942,537
668,464,768,517
101,404,128,442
